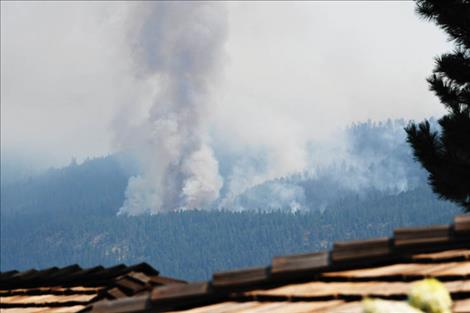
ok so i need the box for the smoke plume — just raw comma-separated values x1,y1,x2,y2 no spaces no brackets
117,3,226,214
112,3,432,215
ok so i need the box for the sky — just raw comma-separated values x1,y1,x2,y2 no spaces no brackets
1,1,451,173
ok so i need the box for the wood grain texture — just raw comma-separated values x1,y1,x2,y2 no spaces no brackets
271,252,329,276
454,215,470,233
212,267,269,288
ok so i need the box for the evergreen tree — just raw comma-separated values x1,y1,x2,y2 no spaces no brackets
406,0,470,211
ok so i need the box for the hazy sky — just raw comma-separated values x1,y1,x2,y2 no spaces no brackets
1,1,451,170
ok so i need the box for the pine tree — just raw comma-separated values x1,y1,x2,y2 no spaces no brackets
405,0,470,211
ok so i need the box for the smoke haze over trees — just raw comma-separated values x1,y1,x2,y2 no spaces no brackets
2,119,435,213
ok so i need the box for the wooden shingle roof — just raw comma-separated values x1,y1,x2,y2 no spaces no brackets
0,263,186,312
82,215,470,313
2,215,469,312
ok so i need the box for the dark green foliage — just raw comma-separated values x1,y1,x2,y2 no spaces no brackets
415,0,470,47
406,0,470,211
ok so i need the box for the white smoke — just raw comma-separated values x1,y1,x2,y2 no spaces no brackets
231,180,307,213
117,3,226,214
213,119,428,212
111,4,427,215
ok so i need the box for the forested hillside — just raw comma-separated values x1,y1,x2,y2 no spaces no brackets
1,156,129,217
1,187,459,281
1,119,462,281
